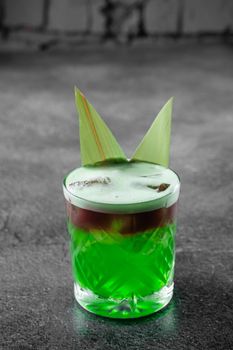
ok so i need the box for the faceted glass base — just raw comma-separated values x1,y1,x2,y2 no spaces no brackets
74,282,174,319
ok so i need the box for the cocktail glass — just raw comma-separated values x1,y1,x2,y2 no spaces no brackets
63,165,180,319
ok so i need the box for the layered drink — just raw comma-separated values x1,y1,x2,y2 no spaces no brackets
63,161,180,318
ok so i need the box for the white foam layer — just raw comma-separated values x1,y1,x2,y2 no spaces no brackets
63,162,180,213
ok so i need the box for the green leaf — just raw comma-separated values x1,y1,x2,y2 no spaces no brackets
75,88,127,166
131,97,173,167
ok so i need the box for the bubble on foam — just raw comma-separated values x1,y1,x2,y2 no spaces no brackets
69,177,111,189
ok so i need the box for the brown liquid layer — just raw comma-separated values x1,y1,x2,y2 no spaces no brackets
66,201,178,234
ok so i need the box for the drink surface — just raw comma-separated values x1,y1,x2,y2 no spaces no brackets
64,161,180,213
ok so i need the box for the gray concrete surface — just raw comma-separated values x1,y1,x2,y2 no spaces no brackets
0,43,233,349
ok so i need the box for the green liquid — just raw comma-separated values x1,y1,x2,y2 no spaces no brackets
68,220,176,315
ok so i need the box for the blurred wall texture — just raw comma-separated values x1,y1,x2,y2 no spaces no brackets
0,0,233,39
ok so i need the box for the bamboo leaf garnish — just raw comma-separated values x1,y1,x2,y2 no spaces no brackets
131,97,173,167
75,88,127,166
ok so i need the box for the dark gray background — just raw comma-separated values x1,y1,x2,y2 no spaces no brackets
0,36,233,350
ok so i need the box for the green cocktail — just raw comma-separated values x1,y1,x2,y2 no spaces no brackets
63,88,179,318
63,161,180,318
